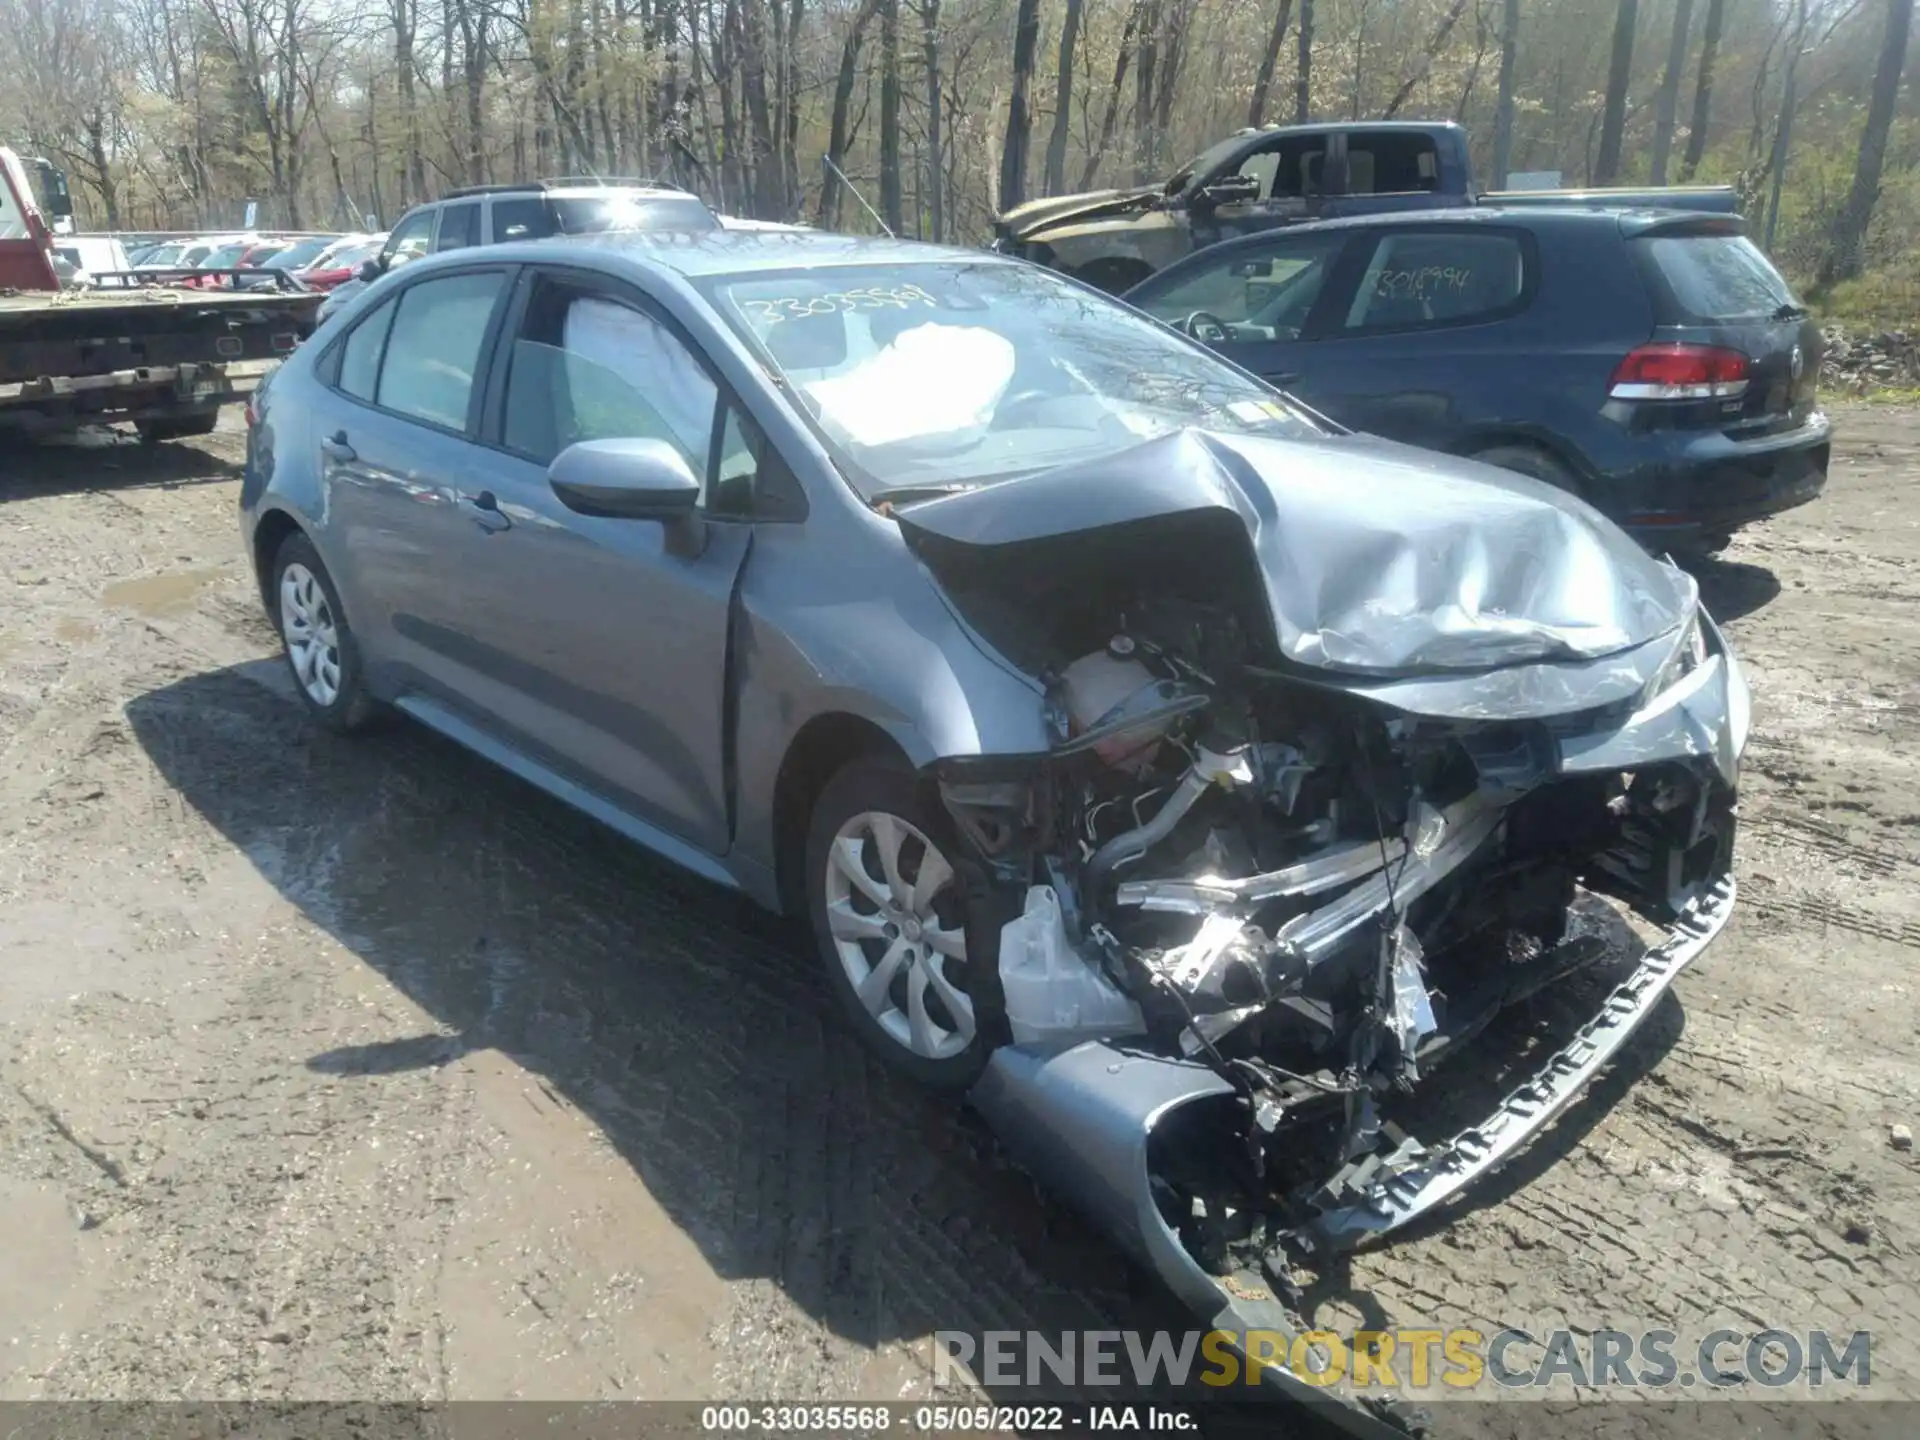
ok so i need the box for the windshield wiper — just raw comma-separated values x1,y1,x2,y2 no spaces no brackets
1771,301,1809,321
867,481,975,508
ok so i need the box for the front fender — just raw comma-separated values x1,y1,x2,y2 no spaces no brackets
729,515,1051,887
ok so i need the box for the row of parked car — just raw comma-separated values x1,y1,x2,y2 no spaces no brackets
55,229,386,291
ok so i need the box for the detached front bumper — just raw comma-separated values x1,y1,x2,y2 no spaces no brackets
1303,871,1734,1248
971,873,1735,1424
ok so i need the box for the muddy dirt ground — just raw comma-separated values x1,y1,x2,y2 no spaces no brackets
0,409,1915,1427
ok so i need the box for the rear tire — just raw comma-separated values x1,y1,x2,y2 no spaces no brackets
270,533,386,735
136,411,220,444
804,758,988,1092
1468,442,1583,498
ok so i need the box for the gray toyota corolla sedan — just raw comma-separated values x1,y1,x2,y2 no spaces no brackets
241,230,1746,1384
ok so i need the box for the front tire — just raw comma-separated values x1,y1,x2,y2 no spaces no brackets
804,759,988,1091
271,533,385,734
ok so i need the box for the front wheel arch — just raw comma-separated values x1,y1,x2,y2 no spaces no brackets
772,712,914,918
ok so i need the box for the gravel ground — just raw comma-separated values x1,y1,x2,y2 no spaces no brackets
0,410,1915,1428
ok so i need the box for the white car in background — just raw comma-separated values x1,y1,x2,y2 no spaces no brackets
53,235,135,287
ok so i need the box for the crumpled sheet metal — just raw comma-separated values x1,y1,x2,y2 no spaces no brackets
896,426,1690,697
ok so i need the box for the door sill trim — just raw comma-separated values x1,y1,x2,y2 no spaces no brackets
394,695,742,893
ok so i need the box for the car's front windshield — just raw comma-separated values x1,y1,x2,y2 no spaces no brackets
700,260,1320,499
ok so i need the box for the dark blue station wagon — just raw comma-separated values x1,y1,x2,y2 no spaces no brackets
1126,207,1830,552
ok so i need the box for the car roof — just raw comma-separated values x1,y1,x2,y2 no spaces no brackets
1156,204,1744,254
490,228,1007,279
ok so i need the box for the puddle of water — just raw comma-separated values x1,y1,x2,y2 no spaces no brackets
101,567,225,618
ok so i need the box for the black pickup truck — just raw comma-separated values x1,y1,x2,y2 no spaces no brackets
992,120,1739,292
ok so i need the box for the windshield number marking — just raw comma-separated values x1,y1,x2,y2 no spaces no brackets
744,284,937,326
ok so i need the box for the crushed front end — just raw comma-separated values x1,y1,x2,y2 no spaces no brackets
897,430,1748,1418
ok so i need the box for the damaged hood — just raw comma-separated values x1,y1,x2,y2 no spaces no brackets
995,187,1162,240
896,427,1691,682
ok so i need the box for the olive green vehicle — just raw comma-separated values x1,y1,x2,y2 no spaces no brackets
991,120,1738,293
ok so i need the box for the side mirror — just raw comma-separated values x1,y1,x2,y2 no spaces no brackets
357,257,383,283
550,438,702,521
1197,173,1261,208
1229,257,1275,278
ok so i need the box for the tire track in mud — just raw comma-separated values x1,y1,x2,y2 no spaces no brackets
1743,810,1915,877
1748,893,1920,951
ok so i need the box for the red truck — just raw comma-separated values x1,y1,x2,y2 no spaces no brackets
0,148,323,443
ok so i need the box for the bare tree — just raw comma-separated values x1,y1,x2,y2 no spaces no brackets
1677,0,1725,180
1131,0,1160,179
1294,0,1313,121
1819,0,1914,283
1078,0,1142,188
817,0,880,227
1762,0,1811,248
921,0,943,234
1042,0,1083,192
1649,0,1692,183
1382,0,1470,119
1593,0,1637,183
1246,0,1292,126
1489,0,1518,185
878,0,902,230
998,0,1041,208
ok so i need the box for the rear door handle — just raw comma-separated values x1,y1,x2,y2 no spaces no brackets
1270,371,1302,386
464,490,511,533
320,429,356,463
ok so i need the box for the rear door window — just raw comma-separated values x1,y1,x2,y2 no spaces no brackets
1640,234,1799,322
1343,132,1441,194
490,196,557,242
337,297,397,401
1341,229,1530,332
375,270,509,430
435,202,481,252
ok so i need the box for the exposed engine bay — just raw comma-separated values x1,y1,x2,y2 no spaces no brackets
899,449,1745,1330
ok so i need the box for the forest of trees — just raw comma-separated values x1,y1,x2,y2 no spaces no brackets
2,0,1913,289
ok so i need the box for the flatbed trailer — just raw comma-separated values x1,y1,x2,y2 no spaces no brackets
0,148,322,444
0,283,320,441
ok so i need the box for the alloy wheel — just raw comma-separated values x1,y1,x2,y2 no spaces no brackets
823,810,974,1061
279,561,342,707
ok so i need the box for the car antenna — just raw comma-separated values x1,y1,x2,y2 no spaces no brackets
820,154,894,238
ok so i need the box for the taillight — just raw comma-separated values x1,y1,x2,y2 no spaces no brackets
1609,344,1750,400
244,394,261,429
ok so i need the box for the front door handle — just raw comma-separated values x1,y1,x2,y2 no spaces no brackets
1270,371,1303,386
320,429,356,463
464,490,511,533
